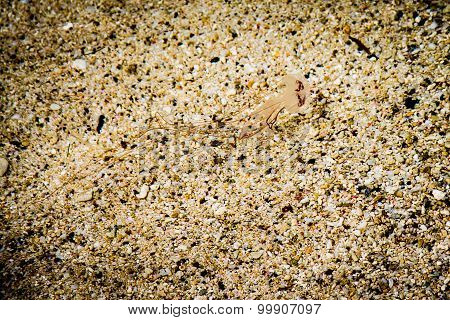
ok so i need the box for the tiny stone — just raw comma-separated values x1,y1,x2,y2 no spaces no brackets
227,88,236,96
210,57,220,63
136,184,149,199
250,251,264,259
76,190,93,202
170,210,180,218
159,269,169,276
214,206,226,216
243,63,256,74
50,103,61,111
72,59,87,70
0,158,8,176
432,189,445,200
405,97,419,109
300,197,310,204
62,22,73,30
429,21,438,29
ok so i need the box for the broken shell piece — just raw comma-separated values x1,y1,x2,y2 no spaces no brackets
136,184,149,199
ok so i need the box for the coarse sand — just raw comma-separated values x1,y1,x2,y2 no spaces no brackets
0,0,448,299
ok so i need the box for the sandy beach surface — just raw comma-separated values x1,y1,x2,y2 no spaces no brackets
0,0,448,299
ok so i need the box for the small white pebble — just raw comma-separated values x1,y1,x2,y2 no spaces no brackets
429,21,438,29
357,220,367,230
300,197,310,204
432,189,445,200
0,158,8,176
76,190,93,202
72,58,87,70
243,63,256,74
159,269,169,276
50,103,61,111
250,251,264,259
136,184,149,199
62,22,73,30
214,206,226,217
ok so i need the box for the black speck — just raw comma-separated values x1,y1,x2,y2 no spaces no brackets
307,158,316,164
96,115,106,133
405,97,419,109
11,140,25,150
161,136,169,144
210,57,220,63
407,44,418,53
218,281,225,290
423,78,432,86
384,225,395,237
282,205,293,213
210,140,222,147
424,198,431,209
394,11,403,21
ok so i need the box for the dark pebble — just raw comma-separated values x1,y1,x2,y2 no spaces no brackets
405,97,419,109
210,140,222,147
96,115,106,133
